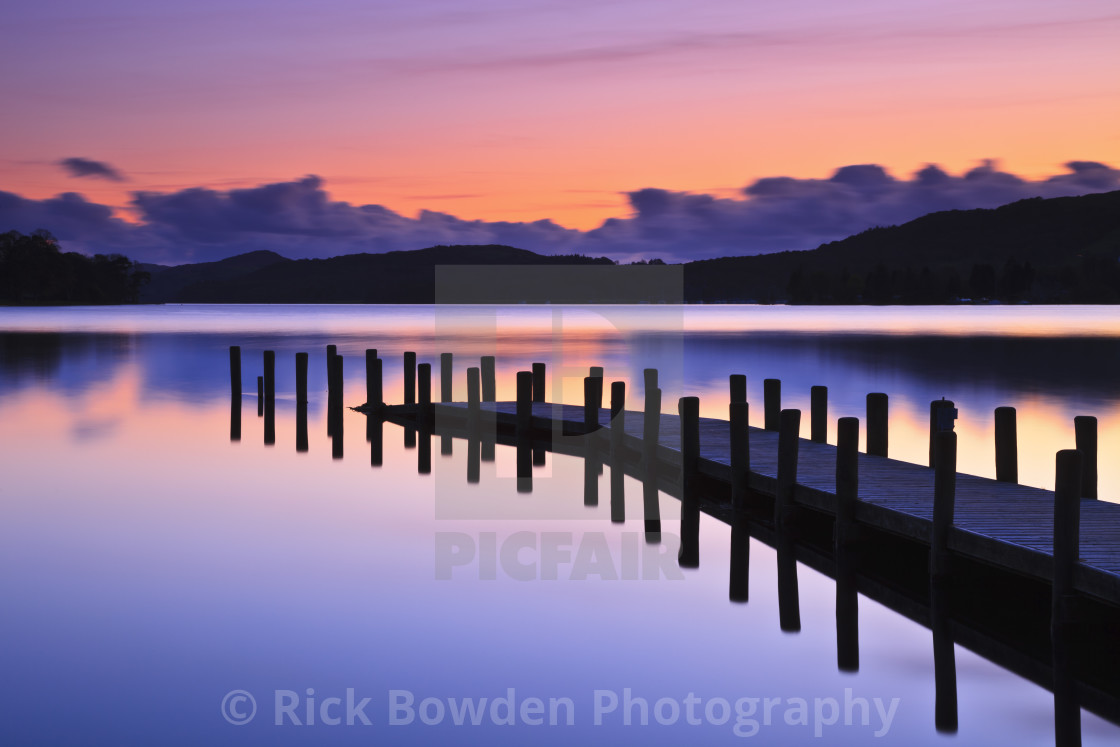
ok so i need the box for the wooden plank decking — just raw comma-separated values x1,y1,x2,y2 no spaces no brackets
400,400,1120,606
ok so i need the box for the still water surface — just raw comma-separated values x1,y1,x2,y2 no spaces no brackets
1,304,1119,745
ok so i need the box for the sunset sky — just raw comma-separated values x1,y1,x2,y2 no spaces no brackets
2,0,1119,264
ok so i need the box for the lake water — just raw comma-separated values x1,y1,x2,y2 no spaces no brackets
2,303,1119,745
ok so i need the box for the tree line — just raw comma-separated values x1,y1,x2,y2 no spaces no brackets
0,230,149,304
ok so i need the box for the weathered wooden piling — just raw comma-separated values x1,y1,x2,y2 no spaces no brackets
516,371,533,437
810,385,827,443
642,386,662,541
730,401,750,513
229,345,241,442
440,353,453,403
404,352,417,405
363,349,378,412
1053,448,1083,621
1075,415,1097,499
257,376,264,416
931,430,957,582
609,381,626,463
775,408,802,632
775,408,801,528
263,350,275,403
297,352,309,405
764,379,781,431
730,374,747,404
326,346,338,436
263,350,275,446
994,406,1017,483
418,363,432,426
835,417,859,550
866,392,888,457
229,345,241,397
1053,450,1083,746
835,416,860,671
643,368,658,396
678,396,701,568
467,366,481,433
532,362,546,403
590,366,604,380
929,399,956,466
610,381,626,523
481,356,496,402
729,399,750,603
330,355,343,459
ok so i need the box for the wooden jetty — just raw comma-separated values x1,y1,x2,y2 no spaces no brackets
230,345,1120,740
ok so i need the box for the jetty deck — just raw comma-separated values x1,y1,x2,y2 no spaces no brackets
386,400,1120,606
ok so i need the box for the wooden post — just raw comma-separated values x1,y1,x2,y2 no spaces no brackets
729,400,751,601
730,374,746,404
764,379,781,431
296,352,308,405
516,371,533,438
467,366,481,434
366,356,382,414
440,353,453,403
403,351,417,405
263,350,275,403
775,407,802,633
1053,448,1083,747
326,346,337,435
930,430,957,582
1074,415,1097,499
330,355,343,459
929,399,956,466
481,356,496,402
678,396,701,569
263,350,275,446
643,368,658,397
836,417,860,672
583,376,597,434
730,401,750,513
994,406,1017,483
418,363,432,427
836,417,860,671
229,345,241,397
610,381,626,523
590,365,604,380
642,386,661,471
835,417,859,550
775,408,801,528
642,387,662,542
1053,449,1082,618
532,362,545,403
257,376,264,416
811,385,827,444
866,393,888,457
229,345,242,442
609,381,625,461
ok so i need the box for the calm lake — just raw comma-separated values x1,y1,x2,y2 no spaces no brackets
2,303,1119,745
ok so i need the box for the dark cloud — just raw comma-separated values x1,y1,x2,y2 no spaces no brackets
58,157,127,182
3,161,1118,265
583,160,1120,262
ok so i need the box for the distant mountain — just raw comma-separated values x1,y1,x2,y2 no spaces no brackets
139,250,291,303
143,245,615,303
685,190,1120,303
